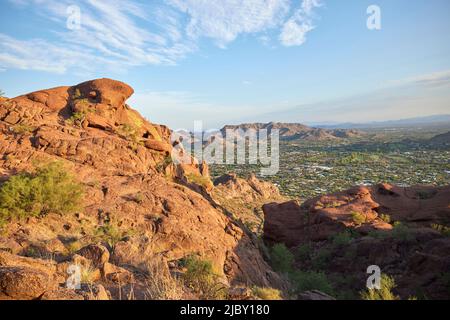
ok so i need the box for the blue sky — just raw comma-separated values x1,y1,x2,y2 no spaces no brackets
1,0,450,129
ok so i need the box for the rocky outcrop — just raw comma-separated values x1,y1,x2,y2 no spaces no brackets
263,183,450,299
263,183,450,247
0,79,285,300
212,173,287,233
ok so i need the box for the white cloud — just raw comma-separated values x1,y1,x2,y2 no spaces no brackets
279,0,322,46
392,70,450,88
1,0,196,74
1,0,324,74
166,0,291,47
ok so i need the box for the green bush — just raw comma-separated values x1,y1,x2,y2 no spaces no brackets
379,214,391,224
291,270,334,296
392,222,414,241
360,274,400,300
0,162,84,226
431,224,450,237
270,243,294,273
311,248,332,270
186,173,212,189
11,123,35,134
251,286,282,300
65,111,87,127
331,231,353,247
156,156,173,173
182,255,226,299
351,211,366,225
296,243,312,261
72,88,82,99
95,223,124,249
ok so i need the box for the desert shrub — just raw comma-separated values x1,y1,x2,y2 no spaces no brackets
66,111,87,127
431,223,450,237
79,264,98,284
72,88,82,99
66,240,82,255
125,110,145,131
133,192,144,204
367,229,390,240
331,231,353,247
351,211,366,225
270,243,294,274
360,274,400,300
379,214,391,224
11,123,35,134
186,173,212,189
343,246,358,260
311,248,332,270
94,222,128,249
144,257,183,300
324,201,341,208
392,222,414,241
0,89,4,97
296,243,312,261
156,156,173,173
182,255,227,299
117,123,141,144
0,162,84,226
251,286,282,300
291,270,334,296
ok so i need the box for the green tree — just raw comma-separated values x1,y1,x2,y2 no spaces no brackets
0,162,84,226
270,243,294,273
360,274,400,300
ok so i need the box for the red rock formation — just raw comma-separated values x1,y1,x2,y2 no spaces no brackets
0,79,284,299
263,183,450,299
263,183,450,247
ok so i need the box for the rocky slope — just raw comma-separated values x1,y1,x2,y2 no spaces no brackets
212,173,287,234
0,79,284,300
263,183,450,299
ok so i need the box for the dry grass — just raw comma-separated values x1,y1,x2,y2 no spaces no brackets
143,256,184,300
251,286,282,300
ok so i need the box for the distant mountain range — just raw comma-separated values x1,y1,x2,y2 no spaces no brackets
312,114,450,129
220,122,364,141
175,122,364,145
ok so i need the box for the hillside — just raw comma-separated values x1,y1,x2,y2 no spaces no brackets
430,131,450,144
0,79,449,301
0,79,285,300
263,183,450,299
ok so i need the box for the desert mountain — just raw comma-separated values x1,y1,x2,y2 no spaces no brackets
221,122,363,141
0,79,285,300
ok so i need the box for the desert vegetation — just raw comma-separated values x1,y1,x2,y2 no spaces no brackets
0,162,84,227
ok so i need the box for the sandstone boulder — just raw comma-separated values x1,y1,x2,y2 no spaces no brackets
76,244,110,268
0,266,56,300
